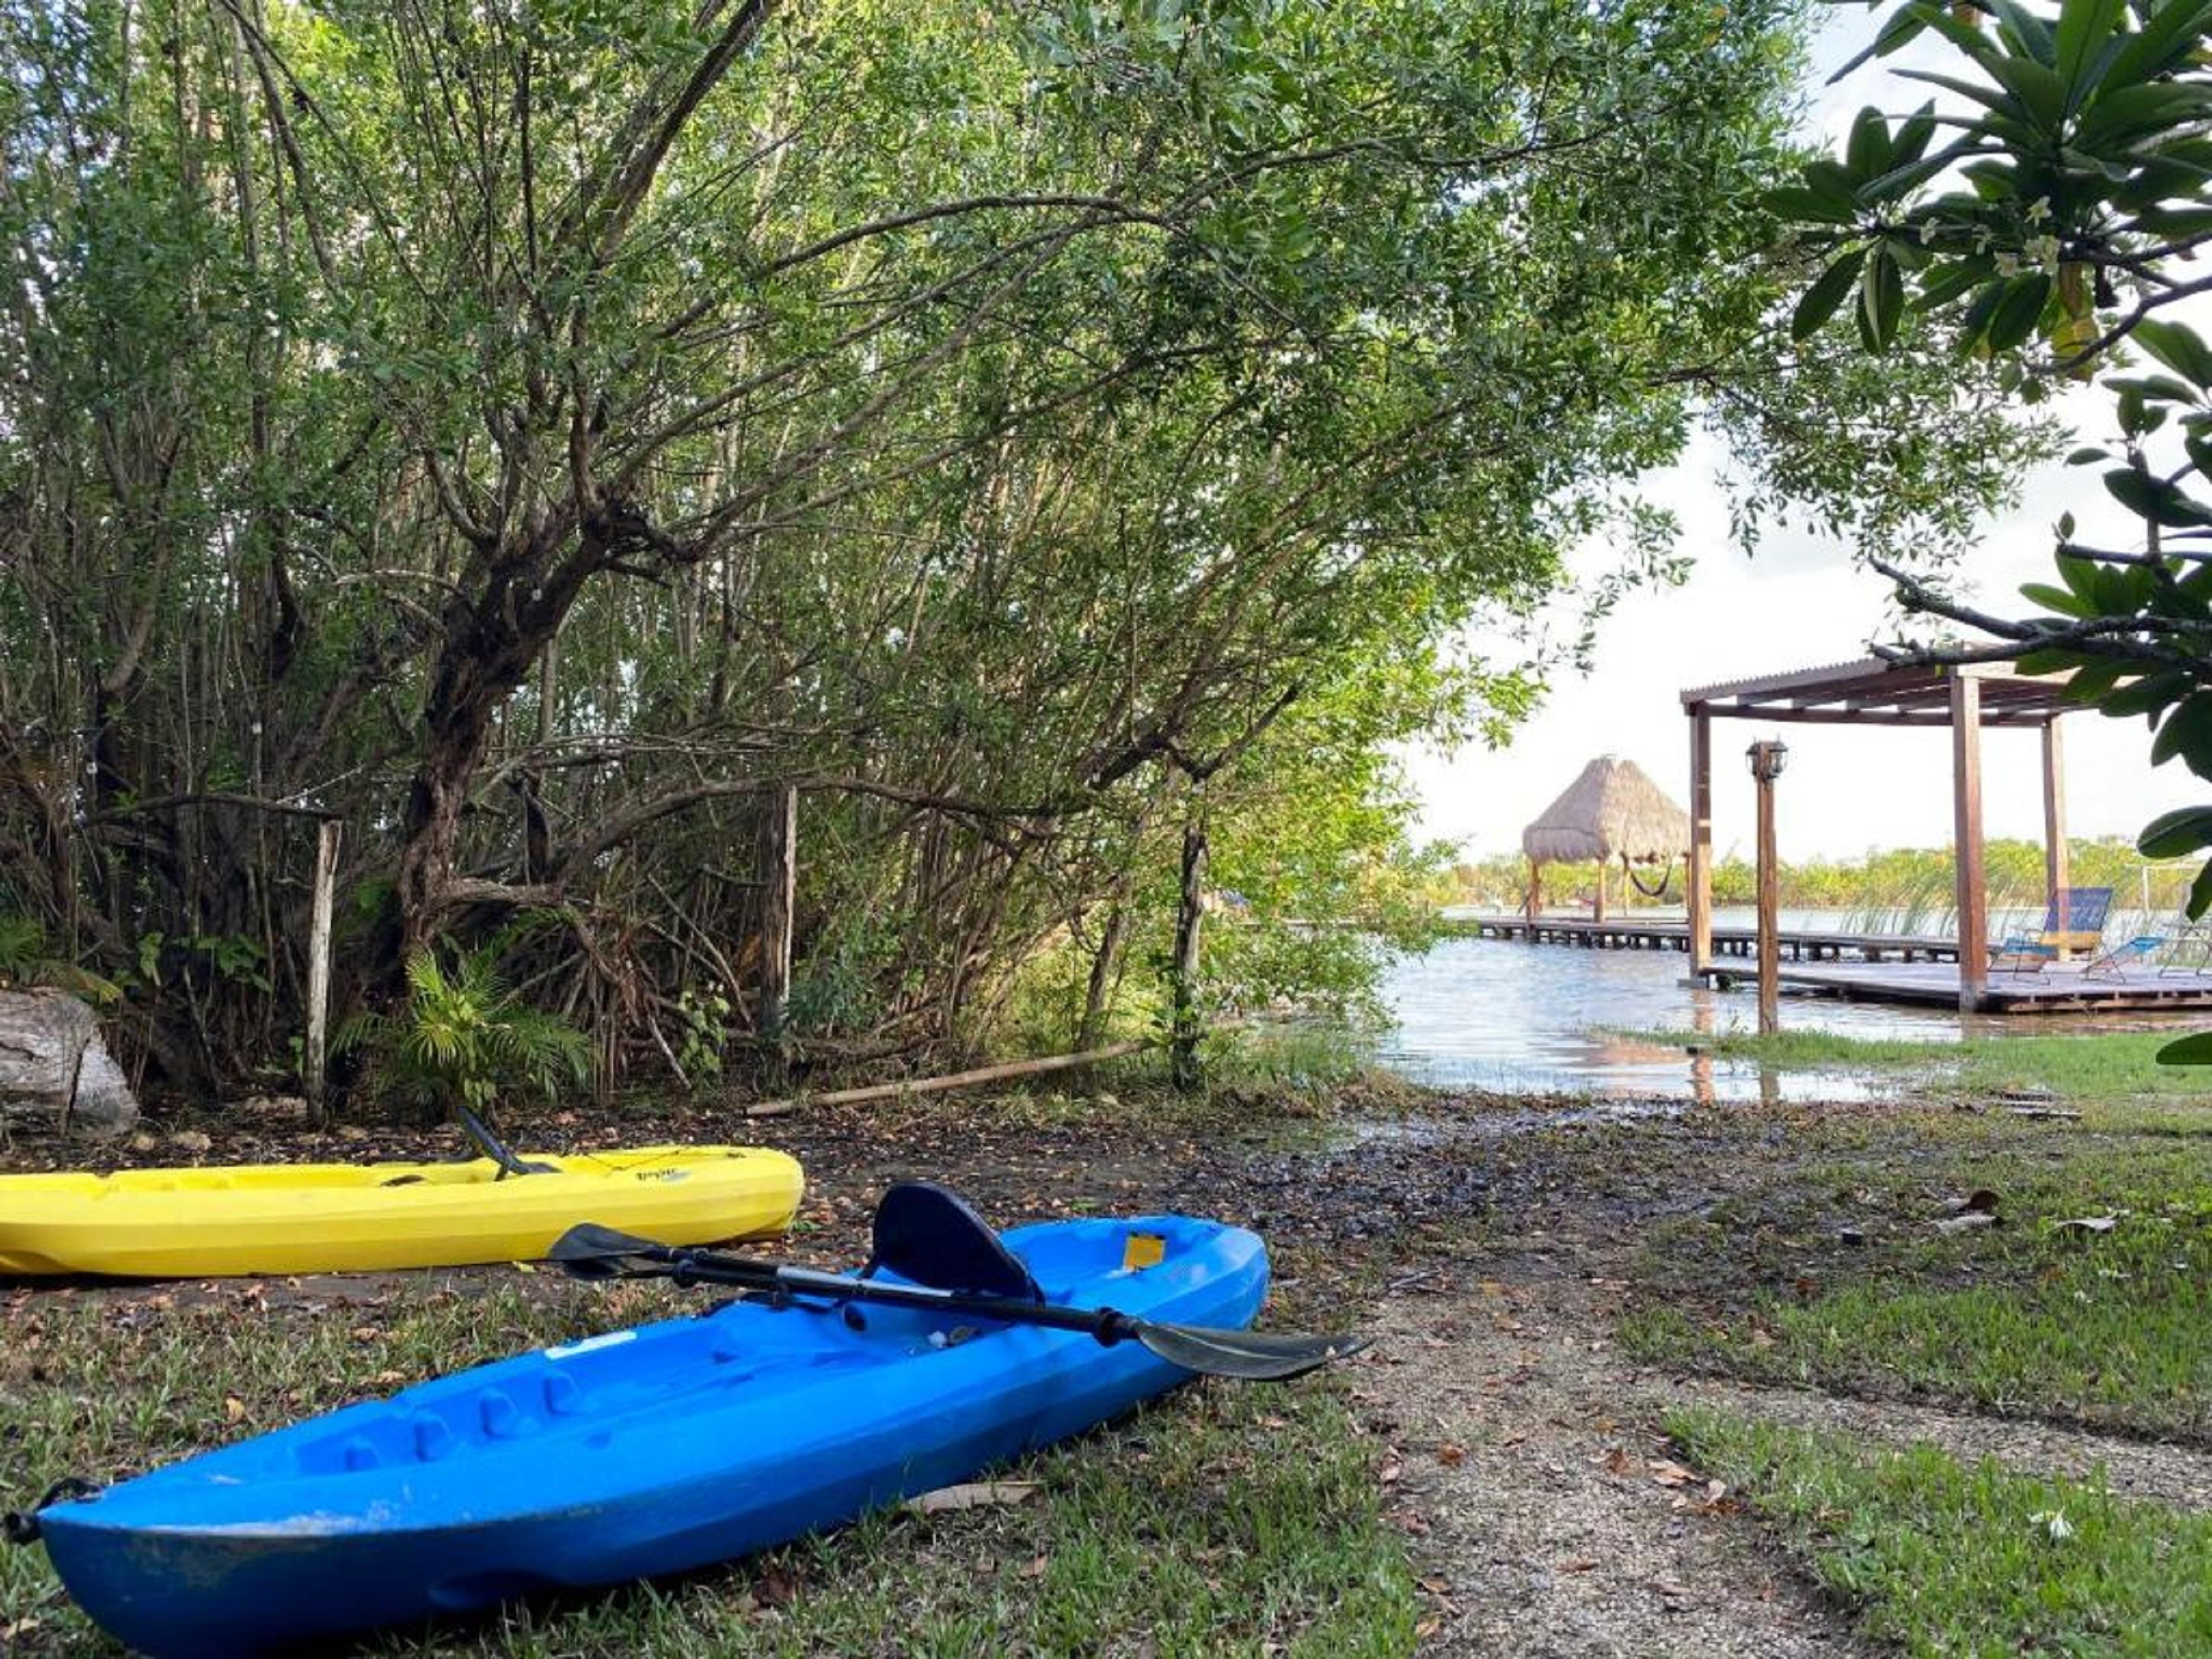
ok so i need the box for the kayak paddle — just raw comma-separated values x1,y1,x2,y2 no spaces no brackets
548,1186,1363,1383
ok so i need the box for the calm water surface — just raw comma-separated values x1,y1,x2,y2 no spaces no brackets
1372,929,2194,1103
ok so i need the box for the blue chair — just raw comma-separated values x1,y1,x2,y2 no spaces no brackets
2085,935,2165,978
1991,886,2114,973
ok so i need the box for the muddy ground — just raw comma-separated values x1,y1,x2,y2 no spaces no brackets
11,1085,2210,1655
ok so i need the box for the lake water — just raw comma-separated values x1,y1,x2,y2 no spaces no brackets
1371,926,2194,1103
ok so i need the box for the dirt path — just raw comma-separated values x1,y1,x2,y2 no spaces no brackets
1359,1231,2212,1657
1361,1261,1869,1658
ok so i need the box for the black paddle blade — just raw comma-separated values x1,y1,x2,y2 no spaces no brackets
546,1222,676,1281
870,1182,1043,1301
1133,1321,1368,1383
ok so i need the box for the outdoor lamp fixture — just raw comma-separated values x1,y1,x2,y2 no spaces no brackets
1746,739,1790,782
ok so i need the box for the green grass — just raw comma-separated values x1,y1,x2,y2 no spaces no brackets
1622,1027,2212,1109
1,1280,1413,1657
1623,1128,2212,1440
1670,1408,2212,1657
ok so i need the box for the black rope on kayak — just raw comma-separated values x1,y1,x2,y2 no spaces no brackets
2,1477,103,1546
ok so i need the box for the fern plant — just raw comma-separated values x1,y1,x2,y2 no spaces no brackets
338,945,590,1121
0,914,122,1004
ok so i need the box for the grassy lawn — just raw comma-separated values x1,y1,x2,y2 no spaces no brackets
1625,1027,2208,1112
2,1279,1413,1657
1670,1409,2212,1657
1620,1096,2212,1440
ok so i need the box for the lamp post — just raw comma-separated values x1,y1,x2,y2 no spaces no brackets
1746,739,1789,1036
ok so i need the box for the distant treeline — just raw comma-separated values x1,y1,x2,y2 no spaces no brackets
1439,840,2194,923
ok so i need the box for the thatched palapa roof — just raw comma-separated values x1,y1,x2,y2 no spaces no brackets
1520,755,1688,866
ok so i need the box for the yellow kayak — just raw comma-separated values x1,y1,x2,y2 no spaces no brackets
0,1145,804,1278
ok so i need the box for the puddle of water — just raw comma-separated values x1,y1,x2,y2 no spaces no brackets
1372,935,2193,1103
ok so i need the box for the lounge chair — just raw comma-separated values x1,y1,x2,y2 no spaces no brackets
1990,886,2114,974
2085,934,2165,978
2162,918,2212,978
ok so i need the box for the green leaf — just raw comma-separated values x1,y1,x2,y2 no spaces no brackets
2100,668,2194,718
1846,106,1892,180
2156,1029,2212,1065
2103,0,2212,93
1913,253,1999,313
2107,373,2204,406
1984,274,2052,353
1979,50,2070,132
1875,7,1929,59
2153,691,2212,769
2015,645,2093,675
2187,855,2212,922
1768,186,1858,225
1793,248,1866,341
1989,0,2058,67
2133,320,2212,391
2104,466,2212,527
1860,245,1905,349
2055,0,2125,92
2019,581,2093,617
2140,806,2212,859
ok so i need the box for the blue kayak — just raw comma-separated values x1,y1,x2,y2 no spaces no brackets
30,1213,1269,1658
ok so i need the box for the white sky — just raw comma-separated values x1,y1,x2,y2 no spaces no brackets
1406,12,2209,866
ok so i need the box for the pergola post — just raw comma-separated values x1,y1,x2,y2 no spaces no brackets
2043,717,2070,956
1688,709,1712,973
1951,674,1989,1010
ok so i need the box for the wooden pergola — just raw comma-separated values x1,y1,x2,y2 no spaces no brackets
1681,657,2079,1011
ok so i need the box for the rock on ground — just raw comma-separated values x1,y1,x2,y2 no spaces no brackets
0,989,139,1135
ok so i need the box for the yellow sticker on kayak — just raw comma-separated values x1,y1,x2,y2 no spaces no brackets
1122,1232,1166,1271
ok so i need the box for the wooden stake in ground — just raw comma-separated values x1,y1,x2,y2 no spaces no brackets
758,784,797,1066
305,819,342,1117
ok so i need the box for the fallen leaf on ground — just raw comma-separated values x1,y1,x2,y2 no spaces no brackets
753,1567,801,1608
222,1394,247,1424
1647,1458,1698,1488
2054,1215,2118,1235
1934,1211,2000,1235
1436,1442,1467,1467
905,1481,1040,1514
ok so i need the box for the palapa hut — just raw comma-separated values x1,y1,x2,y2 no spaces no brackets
1520,756,1689,924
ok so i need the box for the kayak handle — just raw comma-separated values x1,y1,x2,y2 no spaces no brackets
3,1477,103,1546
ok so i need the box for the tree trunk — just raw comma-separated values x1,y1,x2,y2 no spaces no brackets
1170,807,1208,1092
390,539,598,963
1076,899,1129,1052
0,991,140,1135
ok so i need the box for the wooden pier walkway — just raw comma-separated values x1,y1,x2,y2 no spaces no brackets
1455,912,2212,1011
1458,914,1960,963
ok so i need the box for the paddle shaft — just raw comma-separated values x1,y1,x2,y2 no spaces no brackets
551,1216,1362,1379
659,1247,1143,1346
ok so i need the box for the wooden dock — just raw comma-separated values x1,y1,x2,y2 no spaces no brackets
1695,958,2212,1014
1460,914,1959,963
